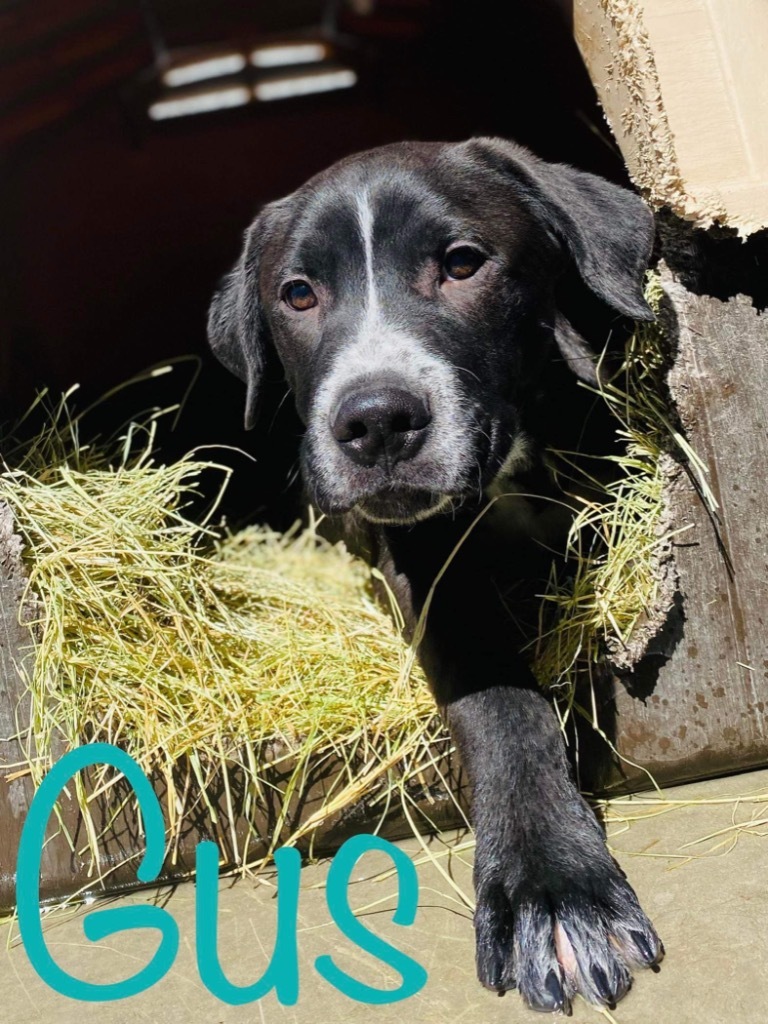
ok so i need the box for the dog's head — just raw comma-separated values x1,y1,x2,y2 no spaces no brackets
208,138,654,525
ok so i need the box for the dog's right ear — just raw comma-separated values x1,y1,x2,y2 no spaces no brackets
208,203,284,430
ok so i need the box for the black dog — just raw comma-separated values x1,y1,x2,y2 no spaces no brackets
208,138,663,1014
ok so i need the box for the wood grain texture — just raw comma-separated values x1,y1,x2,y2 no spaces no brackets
604,265,768,790
0,502,45,901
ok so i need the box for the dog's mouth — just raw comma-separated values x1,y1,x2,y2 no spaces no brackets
354,489,454,525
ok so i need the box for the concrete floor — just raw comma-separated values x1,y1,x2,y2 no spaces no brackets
4,768,768,1024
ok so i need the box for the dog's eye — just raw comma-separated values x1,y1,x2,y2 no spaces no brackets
283,281,317,311
443,246,486,281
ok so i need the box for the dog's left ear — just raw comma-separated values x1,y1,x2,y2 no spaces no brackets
468,137,655,322
208,201,285,430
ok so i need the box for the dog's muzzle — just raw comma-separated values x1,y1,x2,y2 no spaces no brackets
304,358,476,524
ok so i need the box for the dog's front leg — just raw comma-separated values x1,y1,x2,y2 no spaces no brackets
374,525,663,1014
447,679,662,1013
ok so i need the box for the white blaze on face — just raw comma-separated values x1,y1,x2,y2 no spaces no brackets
356,189,381,333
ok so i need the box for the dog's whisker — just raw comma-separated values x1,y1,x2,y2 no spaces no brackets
456,364,482,385
268,387,293,433
284,459,302,490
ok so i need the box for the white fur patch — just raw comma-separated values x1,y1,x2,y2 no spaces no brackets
485,433,532,498
355,190,380,330
309,325,470,495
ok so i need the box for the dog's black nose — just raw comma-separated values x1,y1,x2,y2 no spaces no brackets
331,386,432,467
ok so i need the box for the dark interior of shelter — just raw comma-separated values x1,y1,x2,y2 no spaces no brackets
0,0,629,527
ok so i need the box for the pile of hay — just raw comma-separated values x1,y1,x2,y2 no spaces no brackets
1,393,442,879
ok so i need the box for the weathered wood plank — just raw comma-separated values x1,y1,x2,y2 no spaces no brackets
606,264,768,789
0,502,45,899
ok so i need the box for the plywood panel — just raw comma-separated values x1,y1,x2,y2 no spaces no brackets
574,0,768,234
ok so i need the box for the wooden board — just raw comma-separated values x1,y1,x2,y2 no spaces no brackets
600,254,768,790
0,503,49,905
574,0,768,235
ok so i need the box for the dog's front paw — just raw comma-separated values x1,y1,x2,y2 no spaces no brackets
473,846,663,1014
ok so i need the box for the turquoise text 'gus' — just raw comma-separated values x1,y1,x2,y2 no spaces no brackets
16,742,428,1005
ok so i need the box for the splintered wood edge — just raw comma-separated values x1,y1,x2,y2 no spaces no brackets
574,0,753,231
